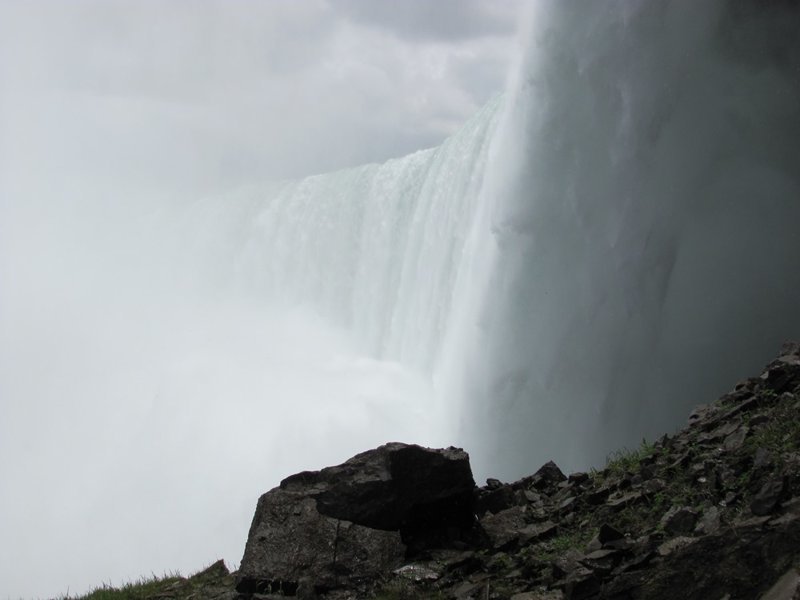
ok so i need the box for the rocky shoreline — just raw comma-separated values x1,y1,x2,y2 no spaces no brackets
124,342,800,600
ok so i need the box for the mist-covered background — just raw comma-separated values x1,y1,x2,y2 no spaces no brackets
4,2,800,599
0,2,524,597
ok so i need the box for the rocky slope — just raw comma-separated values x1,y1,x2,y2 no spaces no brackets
98,342,800,600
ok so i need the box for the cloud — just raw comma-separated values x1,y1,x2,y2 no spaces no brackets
0,0,522,186
333,0,522,41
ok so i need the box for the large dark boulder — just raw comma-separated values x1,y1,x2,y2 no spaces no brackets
285,442,475,531
236,443,476,597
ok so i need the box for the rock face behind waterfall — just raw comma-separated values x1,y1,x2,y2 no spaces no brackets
236,443,477,597
228,343,800,600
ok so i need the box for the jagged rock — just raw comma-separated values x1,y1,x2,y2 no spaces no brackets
585,524,624,553
158,560,236,600
586,486,611,505
559,496,577,512
486,551,514,573
722,491,739,506
607,491,643,511
563,567,600,600
783,453,800,474
605,512,800,599
604,537,635,552
754,447,773,469
657,536,697,557
751,413,771,427
761,567,800,600
722,426,749,452
237,493,403,596
452,579,487,599
481,505,528,550
779,341,800,362
694,506,722,535
531,461,568,489
751,478,788,516
551,549,584,583
524,489,542,503
393,563,440,582
737,514,772,529
688,403,714,426
287,443,475,530
616,546,656,573
476,483,517,516
714,464,736,490
579,549,620,574
667,450,694,470
429,549,483,576
237,443,475,596
639,463,657,481
698,421,740,445
519,520,559,545
721,394,759,420
660,506,698,535
642,478,666,495
194,559,230,581
568,472,589,484
761,352,800,393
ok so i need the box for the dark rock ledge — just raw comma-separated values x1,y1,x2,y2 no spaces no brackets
149,342,800,600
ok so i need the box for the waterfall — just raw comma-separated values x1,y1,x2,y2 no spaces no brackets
456,0,800,479
194,97,503,375
179,1,800,481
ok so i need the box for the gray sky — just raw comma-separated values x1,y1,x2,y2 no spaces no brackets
0,2,524,598
1,0,523,191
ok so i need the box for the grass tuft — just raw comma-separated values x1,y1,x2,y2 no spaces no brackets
58,573,183,600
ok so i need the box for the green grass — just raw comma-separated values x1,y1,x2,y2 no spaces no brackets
601,438,657,479
744,393,800,457
59,574,184,600
528,529,592,562
57,560,234,600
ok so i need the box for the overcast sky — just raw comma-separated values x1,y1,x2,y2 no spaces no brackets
1,0,524,192
0,2,525,598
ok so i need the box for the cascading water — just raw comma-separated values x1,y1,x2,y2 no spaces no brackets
210,0,800,481
184,96,504,375
454,0,800,479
